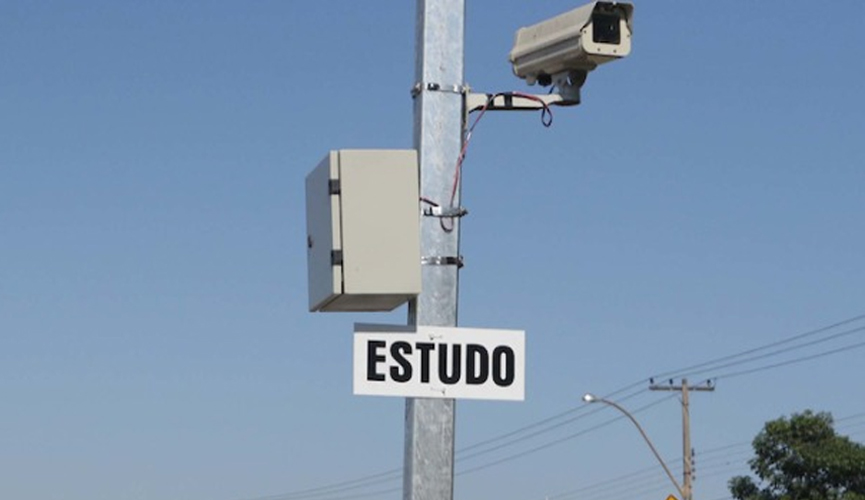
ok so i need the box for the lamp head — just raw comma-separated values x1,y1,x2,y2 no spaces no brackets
582,393,596,403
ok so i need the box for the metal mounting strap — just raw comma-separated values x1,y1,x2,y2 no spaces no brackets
421,256,464,268
411,82,469,98
465,92,565,111
423,206,468,218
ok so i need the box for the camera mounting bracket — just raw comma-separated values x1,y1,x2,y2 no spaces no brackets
465,90,576,112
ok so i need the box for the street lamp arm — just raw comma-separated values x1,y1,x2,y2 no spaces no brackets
584,395,685,499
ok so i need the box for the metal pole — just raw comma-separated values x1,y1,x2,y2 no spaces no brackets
404,2,465,500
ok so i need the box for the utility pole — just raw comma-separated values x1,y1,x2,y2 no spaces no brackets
405,2,465,500
649,378,715,500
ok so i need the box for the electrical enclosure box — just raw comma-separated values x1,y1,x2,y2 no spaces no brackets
305,149,421,312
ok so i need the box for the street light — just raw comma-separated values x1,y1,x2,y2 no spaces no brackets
582,393,685,499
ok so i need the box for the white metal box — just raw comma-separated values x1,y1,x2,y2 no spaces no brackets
305,150,421,312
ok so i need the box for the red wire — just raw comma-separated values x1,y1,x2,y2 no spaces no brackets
438,92,553,233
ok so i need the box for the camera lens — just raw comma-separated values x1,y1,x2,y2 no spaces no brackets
591,13,620,44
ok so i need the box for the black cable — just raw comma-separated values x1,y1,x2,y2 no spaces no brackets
676,325,865,381
836,412,865,422
547,461,679,500
236,315,865,500
540,412,865,500
241,469,401,500
456,388,647,463
269,486,400,500
649,313,865,382
238,384,650,500
454,394,677,477
711,338,865,381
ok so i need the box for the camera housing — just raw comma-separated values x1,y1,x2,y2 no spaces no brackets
509,1,633,100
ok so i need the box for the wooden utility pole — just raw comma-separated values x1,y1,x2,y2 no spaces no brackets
649,378,715,500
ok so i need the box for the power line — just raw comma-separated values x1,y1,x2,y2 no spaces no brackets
572,474,675,500
241,393,675,500
538,431,862,500
454,394,678,477
261,486,401,500
456,388,646,463
457,314,865,473
541,442,747,500
239,314,865,500
237,387,653,500
546,459,682,500
711,338,865,380
676,325,865,381
535,412,865,500
456,379,647,456
649,313,865,382
243,470,400,500
836,412,865,423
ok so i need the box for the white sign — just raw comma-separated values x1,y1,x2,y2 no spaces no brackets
353,325,525,401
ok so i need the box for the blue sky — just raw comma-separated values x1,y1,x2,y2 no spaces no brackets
2,2,864,500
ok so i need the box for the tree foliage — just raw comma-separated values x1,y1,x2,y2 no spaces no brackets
729,410,865,500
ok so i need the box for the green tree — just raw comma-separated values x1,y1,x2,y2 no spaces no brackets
729,410,865,500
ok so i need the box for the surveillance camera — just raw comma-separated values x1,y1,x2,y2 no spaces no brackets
509,1,633,101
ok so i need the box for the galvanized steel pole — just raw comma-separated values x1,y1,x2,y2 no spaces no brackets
405,1,465,500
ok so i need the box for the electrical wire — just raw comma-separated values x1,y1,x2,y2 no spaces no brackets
455,381,646,456
455,388,647,463
241,386,648,500
546,461,680,500
268,486,400,500
450,374,647,463
239,393,671,500
519,321,865,500
710,338,865,381
454,393,678,477
836,412,865,423
670,324,865,382
539,413,865,500
436,91,553,232
236,314,865,500
243,469,400,500
243,394,667,500
648,313,865,383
